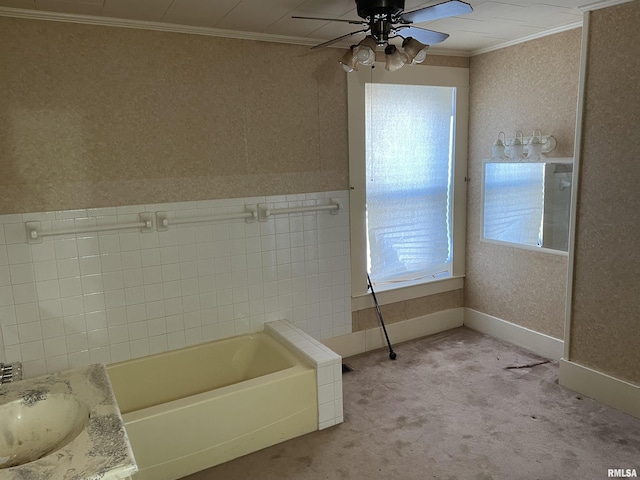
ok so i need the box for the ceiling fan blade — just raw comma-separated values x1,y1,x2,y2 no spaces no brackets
292,15,365,25
310,28,370,50
400,0,473,24
396,26,449,45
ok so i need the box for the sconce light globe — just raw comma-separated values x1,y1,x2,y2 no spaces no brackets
413,49,428,64
356,47,376,65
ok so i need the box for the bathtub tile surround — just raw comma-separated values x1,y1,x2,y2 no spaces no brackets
265,320,343,429
0,191,351,378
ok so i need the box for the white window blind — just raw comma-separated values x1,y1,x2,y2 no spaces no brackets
365,83,455,284
483,162,545,246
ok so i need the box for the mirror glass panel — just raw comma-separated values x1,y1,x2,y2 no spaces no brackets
482,160,573,252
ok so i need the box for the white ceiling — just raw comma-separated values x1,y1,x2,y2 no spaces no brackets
0,0,588,55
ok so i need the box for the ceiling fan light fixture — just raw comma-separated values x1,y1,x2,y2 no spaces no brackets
294,0,474,73
354,36,378,66
384,44,408,72
339,46,359,73
402,37,429,64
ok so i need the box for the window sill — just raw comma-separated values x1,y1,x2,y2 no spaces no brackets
351,275,464,312
480,238,569,256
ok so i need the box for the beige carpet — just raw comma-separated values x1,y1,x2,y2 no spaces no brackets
183,327,640,479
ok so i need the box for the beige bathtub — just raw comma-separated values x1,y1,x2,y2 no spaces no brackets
107,332,318,480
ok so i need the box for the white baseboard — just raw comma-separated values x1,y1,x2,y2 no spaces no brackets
463,308,564,360
322,307,464,359
326,307,563,361
322,330,367,359
324,306,639,420
559,359,640,419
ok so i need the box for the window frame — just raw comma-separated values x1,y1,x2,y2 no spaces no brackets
348,63,468,308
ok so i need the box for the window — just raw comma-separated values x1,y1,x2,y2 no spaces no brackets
348,65,468,303
365,83,455,284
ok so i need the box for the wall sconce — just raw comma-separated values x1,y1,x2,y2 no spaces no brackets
527,129,543,159
491,132,506,159
509,131,525,160
491,130,557,161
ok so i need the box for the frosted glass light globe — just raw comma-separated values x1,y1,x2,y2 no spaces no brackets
356,47,375,66
413,49,427,64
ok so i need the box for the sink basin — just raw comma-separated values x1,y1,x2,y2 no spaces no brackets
0,393,90,469
0,364,137,480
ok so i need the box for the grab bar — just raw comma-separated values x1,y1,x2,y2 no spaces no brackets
26,213,154,244
22,198,343,242
258,199,341,221
156,206,258,231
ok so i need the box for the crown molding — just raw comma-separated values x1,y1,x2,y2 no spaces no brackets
0,5,476,57
0,6,325,47
0,5,590,59
579,0,636,12
427,47,472,57
471,21,583,56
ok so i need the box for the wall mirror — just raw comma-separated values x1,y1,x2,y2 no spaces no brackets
481,158,573,254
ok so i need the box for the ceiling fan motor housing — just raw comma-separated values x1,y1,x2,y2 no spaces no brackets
356,0,405,20
298,0,471,51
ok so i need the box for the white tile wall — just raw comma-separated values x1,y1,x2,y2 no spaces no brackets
265,319,343,429
0,191,351,378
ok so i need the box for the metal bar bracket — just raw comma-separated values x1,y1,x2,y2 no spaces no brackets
139,213,154,233
329,198,342,215
26,221,43,244
156,212,170,232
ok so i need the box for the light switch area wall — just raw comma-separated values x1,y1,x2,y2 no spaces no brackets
0,191,351,378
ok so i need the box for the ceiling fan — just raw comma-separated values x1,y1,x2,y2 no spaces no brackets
292,0,473,50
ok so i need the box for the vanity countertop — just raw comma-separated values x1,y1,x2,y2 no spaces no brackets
0,364,137,480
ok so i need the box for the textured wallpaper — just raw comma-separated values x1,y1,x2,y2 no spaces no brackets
569,1,640,385
0,17,349,213
466,28,582,339
0,16,468,216
352,289,464,331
